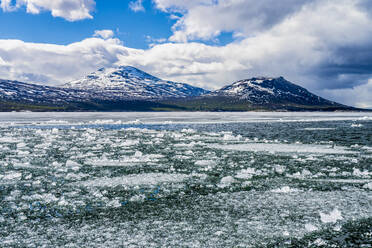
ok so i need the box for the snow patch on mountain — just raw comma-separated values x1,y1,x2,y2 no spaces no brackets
226,77,275,95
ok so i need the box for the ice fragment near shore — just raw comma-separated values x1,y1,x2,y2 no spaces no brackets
319,208,343,223
271,186,298,193
218,176,236,188
363,182,372,190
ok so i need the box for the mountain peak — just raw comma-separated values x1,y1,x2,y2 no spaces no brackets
63,66,209,99
211,76,340,107
218,76,284,96
86,65,161,82
234,76,283,84
116,65,159,79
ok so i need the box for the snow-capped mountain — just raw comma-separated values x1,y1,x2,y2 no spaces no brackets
0,74,359,112
0,78,192,111
63,66,209,99
0,79,89,104
209,76,341,107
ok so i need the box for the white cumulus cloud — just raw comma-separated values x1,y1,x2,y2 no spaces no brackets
0,38,127,84
93,30,115,40
129,0,145,12
0,0,17,11
0,0,95,21
152,0,213,12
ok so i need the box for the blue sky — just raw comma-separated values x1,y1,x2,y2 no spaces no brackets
0,0,372,108
0,0,172,48
0,0,233,48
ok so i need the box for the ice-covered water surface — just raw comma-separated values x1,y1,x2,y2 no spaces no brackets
0,112,371,247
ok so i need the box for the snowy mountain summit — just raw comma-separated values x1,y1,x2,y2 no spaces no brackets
63,66,209,99
211,76,340,106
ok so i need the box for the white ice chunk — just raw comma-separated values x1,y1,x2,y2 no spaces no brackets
79,173,189,187
235,168,256,179
195,160,217,167
218,176,236,188
271,186,298,193
305,223,319,232
319,208,343,223
3,172,22,180
363,182,372,190
353,168,371,177
351,124,363,127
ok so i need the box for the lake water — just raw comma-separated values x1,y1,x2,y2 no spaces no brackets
0,112,371,247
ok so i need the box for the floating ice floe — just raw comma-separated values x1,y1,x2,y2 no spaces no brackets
0,137,20,143
107,199,122,207
235,168,256,179
303,128,336,131
363,182,372,190
305,223,319,232
361,146,372,151
274,165,286,174
45,120,69,124
16,142,27,148
89,119,123,125
86,153,163,167
352,168,371,177
306,179,372,184
319,208,343,223
174,142,197,148
312,238,327,246
129,194,146,202
3,172,22,180
121,139,140,146
79,173,189,187
358,116,372,120
351,123,363,127
271,186,298,193
58,198,69,206
218,176,236,188
223,133,241,141
209,143,357,154
181,129,197,134
65,160,81,171
195,160,217,167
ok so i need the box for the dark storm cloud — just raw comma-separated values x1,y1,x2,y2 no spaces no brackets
357,0,372,14
310,45,372,90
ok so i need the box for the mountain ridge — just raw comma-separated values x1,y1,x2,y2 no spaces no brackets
208,76,341,107
63,66,209,99
0,66,366,112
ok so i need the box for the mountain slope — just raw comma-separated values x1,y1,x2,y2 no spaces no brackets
162,77,356,111
0,79,187,111
63,66,209,99
210,77,340,106
0,79,86,104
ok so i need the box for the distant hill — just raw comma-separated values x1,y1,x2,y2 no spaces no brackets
0,68,364,112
